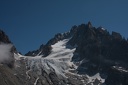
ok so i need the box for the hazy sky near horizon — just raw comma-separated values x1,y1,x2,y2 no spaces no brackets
0,0,128,54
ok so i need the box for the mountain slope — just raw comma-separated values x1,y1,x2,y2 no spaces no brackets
1,22,128,85
17,38,105,85
25,22,128,85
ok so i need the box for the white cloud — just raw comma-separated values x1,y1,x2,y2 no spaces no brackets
0,43,13,64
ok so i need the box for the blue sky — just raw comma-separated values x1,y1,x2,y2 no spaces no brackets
0,0,128,54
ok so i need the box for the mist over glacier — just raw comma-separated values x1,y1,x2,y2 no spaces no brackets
0,43,13,63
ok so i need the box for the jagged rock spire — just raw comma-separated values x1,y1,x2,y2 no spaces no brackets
0,29,11,43
87,21,92,28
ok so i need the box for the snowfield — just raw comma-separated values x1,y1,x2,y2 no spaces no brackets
15,39,76,79
14,39,105,85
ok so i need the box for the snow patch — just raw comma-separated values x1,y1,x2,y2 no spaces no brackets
101,28,106,30
87,73,105,84
113,66,128,72
26,69,31,79
34,77,39,85
14,53,26,60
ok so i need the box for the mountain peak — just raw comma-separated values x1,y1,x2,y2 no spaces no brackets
1,22,128,85
0,29,11,43
87,21,92,28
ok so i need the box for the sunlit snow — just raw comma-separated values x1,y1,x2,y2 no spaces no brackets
101,27,106,30
14,39,105,84
87,73,105,83
24,39,76,79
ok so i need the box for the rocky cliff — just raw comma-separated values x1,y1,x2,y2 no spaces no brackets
25,22,128,85
1,22,128,85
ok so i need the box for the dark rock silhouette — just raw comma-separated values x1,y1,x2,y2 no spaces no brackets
25,22,128,85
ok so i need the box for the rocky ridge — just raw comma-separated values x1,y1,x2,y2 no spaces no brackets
0,22,128,85
26,22,128,85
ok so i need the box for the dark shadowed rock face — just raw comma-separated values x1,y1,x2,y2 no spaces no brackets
68,22,128,65
0,29,11,43
105,67,128,85
25,45,52,57
67,22,128,84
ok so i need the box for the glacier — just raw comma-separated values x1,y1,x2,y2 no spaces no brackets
14,39,105,85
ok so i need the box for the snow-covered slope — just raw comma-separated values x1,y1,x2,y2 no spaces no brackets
25,39,76,78
14,39,105,85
